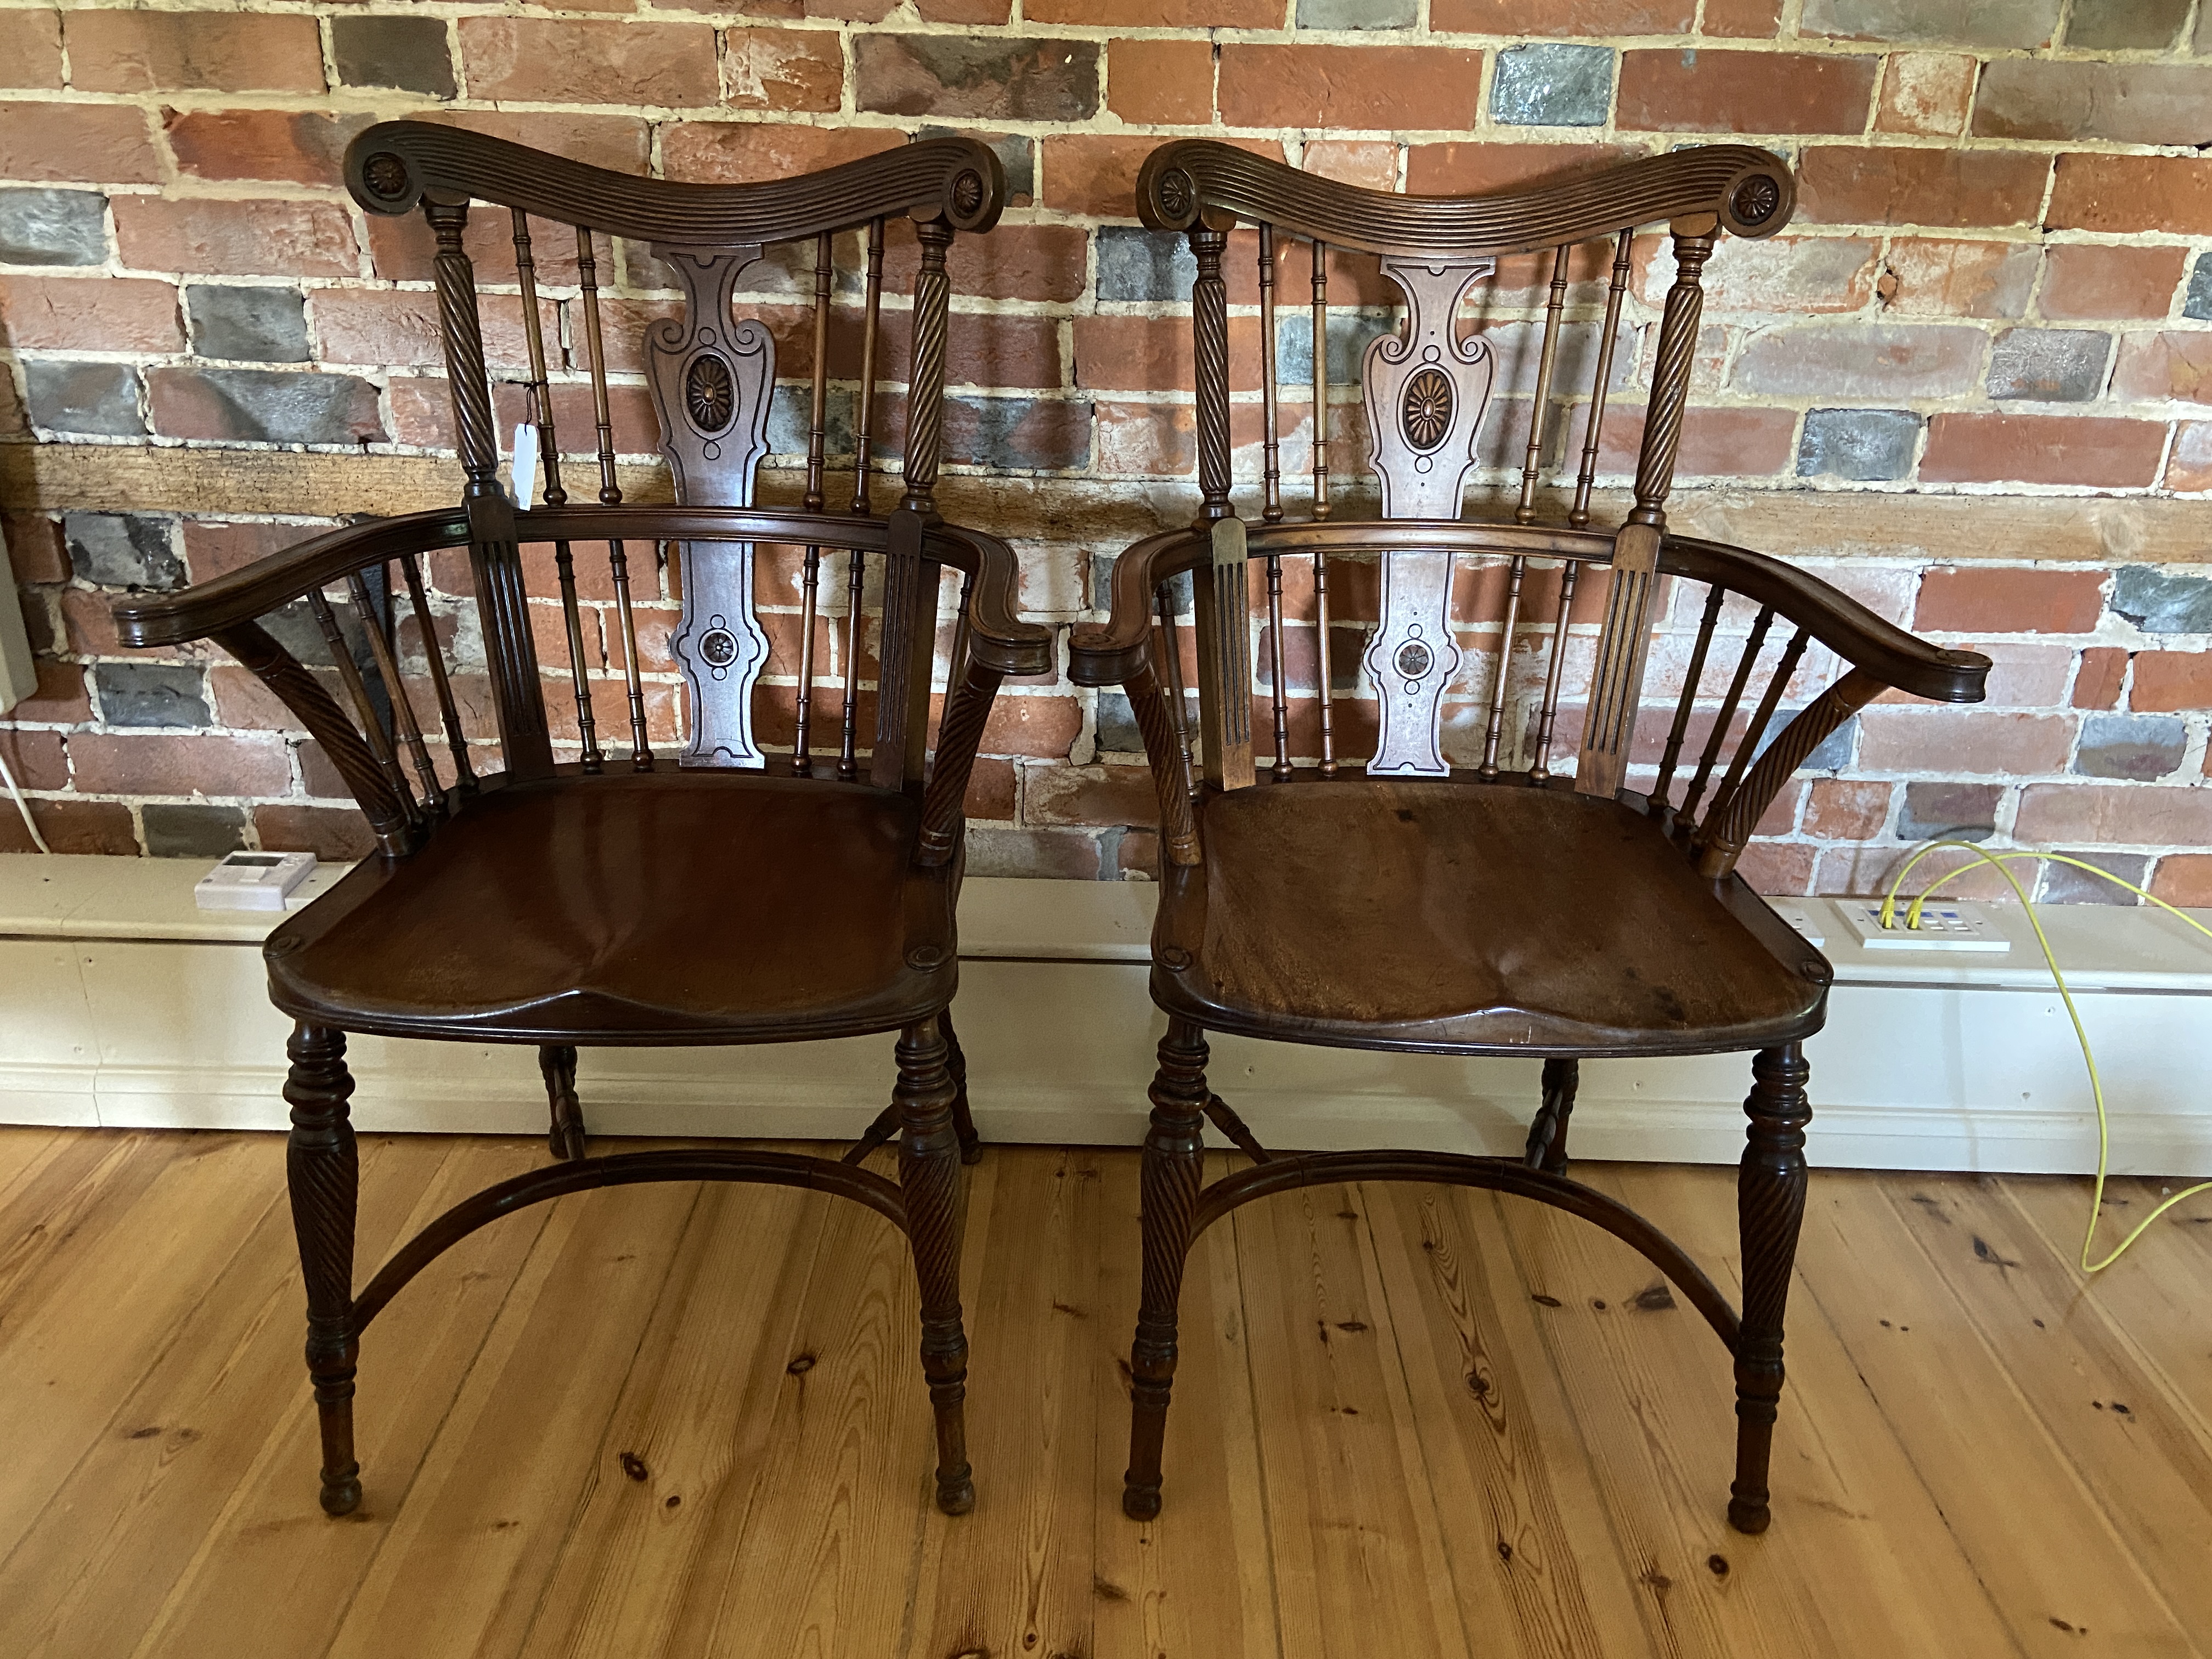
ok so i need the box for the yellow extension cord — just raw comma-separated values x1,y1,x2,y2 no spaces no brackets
1880,839,2212,1273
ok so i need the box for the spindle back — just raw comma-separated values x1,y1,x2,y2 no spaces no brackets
1081,142,1927,880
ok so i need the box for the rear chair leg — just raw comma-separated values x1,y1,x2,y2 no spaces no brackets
1525,1057,1580,1175
939,1006,982,1165
1730,1041,1812,1534
539,1045,586,1161
1124,1018,1211,1521
285,1023,362,1517
896,1017,976,1515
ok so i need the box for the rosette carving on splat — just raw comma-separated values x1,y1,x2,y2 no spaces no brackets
1358,257,1495,776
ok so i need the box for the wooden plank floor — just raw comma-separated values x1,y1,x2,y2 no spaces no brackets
1,1125,2206,1659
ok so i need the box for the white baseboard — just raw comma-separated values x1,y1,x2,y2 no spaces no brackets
5,856,2211,1176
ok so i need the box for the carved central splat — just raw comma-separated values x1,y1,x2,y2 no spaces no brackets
647,245,772,769
1359,257,1494,775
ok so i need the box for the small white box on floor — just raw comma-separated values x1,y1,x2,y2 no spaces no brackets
194,851,317,912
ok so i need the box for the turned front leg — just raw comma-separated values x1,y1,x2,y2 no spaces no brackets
897,1017,976,1515
1123,1018,1211,1521
1730,1041,1811,1534
285,1023,362,1517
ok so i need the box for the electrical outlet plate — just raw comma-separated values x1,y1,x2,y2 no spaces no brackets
1767,900,1826,947
1840,898,2011,953
195,851,317,912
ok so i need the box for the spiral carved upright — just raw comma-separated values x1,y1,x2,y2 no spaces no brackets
1124,1018,1212,1520
426,201,499,495
1127,663,1201,866
901,220,953,515
1630,228,1716,527
1189,227,1233,521
1730,1041,1812,1534
896,1018,975,1514
1525,1057,1581,1175
917,660,1003,867
285,1023,362,1516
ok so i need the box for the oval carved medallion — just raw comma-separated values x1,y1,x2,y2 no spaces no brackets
685,352,736,434
1401,366,1454,453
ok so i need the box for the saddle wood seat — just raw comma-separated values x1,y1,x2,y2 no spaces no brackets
268,770,954,1046
1156,778,1822,1054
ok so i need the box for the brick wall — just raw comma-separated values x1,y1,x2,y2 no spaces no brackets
0,0,2207,904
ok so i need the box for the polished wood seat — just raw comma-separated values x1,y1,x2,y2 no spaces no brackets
270,771,952,1045
1167,779,1820,1052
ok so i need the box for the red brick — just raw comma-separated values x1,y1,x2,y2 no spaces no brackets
1858,708,2074,775
2072,646,2128,709
1042,133,1281,217
916,0,1013,19
2129,653,2212,714
2150,854,2212,907
1107,38,1213,127
1027,0,1277,21
0,101,160,184
1736,842,1816,896
0,276,180,353
1919,413,2168,488
2048,155,2212,237
662,122,904,184
1663,234,1878,314
1617,50,1877,135
1878,239,2038,319
1701,0,1785,32
1797,146,2050,229
1974,61,2212,148
1302,141,1399,193
1219,46,1485,131
255,804,375,862
164,110,373,187
2039,245,2188,322
1915,567,2107,635
1073,314,1266,394
67,732,290,797
458,19,719,106
2169,421,2212,492
0,798,135,856
114,198,360,279
1434,0,1694,30
2111,333,2212,405
1595,405,1798,478
1095,400,1194,476
1408,142,1643,195
1872,51,1975,137
720,27,847,112
1024,763,1159,828
980,693,1081,758
67,10,324,94
2015,782,2212,846
951,223,1088,303
0,727,65,790
964,756,1016,820
1805,778,1892,839
5,657,89,724
409,111,651,177
3,512,65,583
309,290,556,373
0,9,63,89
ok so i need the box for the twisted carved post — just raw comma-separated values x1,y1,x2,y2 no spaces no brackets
1730,1041,1811,1534
539,1044,586,1161
1189,225,1232,525
285,1023,362,1516
1630,223,1716,528
1524,1057,1580,1176
1123,1017,1211,1520
896,1017,975,1514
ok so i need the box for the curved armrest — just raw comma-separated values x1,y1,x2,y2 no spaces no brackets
1660,535,1990,703
923,523,1054,677
115,511,471,648
1067,528,1210,687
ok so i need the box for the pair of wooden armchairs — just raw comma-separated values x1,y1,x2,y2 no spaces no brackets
115,123,1988,1537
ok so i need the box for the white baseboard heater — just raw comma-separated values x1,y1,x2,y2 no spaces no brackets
4,854,2210,1176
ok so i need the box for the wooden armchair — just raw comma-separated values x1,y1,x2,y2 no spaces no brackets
113,122,1050,1519
1067,141,1991,1533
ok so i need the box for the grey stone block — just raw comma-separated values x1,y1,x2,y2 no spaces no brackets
1096,226,1193,303
24,361,145,436
64,512,182,589
94,662,210,729
1299,0,1418,26
331,14,456,98
1274,309,1395,388
141,804,250,859
2186,252,2212,323
187,285,311,364
0,188,107,267
1491,44,1614,128
1804,714,1858,772
2073,711,2186,781
1898,780,2001,842
2039,849,2149,905
855,35,1100,123
2112,566,2212,634
1095,688,1198,755
2064,0,2190,47
1985,328,2109,402
152,368,386,445
1797,408,1922,481
1802,0,2061,48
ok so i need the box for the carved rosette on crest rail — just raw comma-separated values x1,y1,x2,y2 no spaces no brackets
647,244,774,768
1360,257,1494,776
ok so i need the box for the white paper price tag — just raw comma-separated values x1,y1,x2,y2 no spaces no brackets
510,421,539,509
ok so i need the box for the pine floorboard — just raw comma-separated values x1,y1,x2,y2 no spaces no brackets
0,1124,2203,1659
